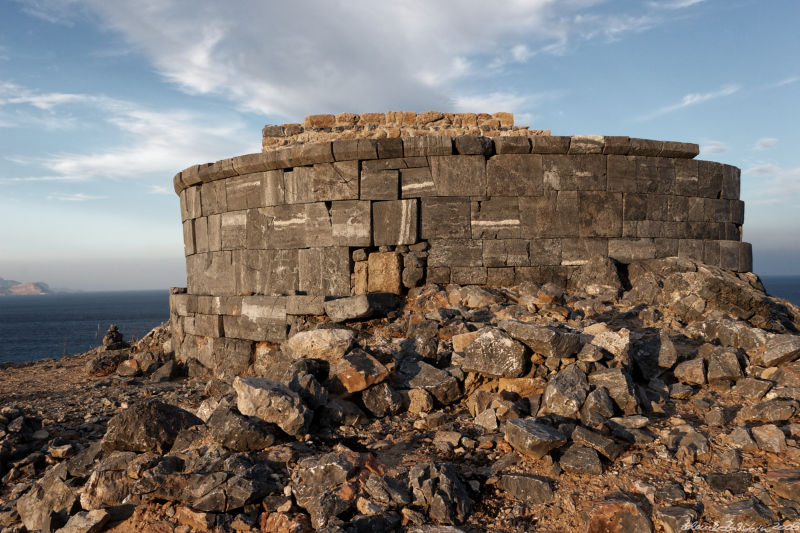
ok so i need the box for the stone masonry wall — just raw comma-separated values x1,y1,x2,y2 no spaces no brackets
170,115,751,367
262,111,548,149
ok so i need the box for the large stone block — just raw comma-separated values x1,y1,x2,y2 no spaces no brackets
668,195,689,222
731,200,745,225
191,314,224,338
360,169,398,200
471,197,521,239
706,198,731,223
579,192,622,238
428,239,484,267
636,156,675,194
486,154,543,196
226,173,263,210
207,214,222,252
698,160,724,198
376,137,403,159
223,296,288,342
493,136,530,154
677,239,704,262
482,239,529,267
703,240,721,266
183,220,195,256
519,191,580,238
284,161,359,203
630,138,663,156
543,154,606,191
364,156,428,172
531,136,571,154
603,136,631,155
184,186,202,219
194,216,209,253
529,238,562,266
607,155,637,192
454,135,494,156
646,194,670,221
286,294,326,315
187,251,235,295
623,193,647,221
367,252,402,294
451,266,488,285
201,180,227,216
608,239,657,263
332,138,378,161
248,203,333,249
739,242,753,272
429,155,486,196
561,238,608,266
298,247,350,297
674,159,699,196
569,135,604,154
234,249,299,295
722,165,741,200
261,170,285,206
231,151,278,175
221,210,247,249
196,336,253,379
400,166,437,197
402,136,452,157
330,200,371,246
719,241,740,270
420,197,471,239
372,199,418,246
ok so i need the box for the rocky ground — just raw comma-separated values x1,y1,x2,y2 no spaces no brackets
2,256,800,532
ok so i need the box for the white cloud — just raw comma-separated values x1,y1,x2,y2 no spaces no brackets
769,75,799,89
21,1,674,121
1,82,256,182
700,140,729,154
647,0,705,9
754,137,778,150
13,0,85,25
147,185,173,195
744,163,800,204
47,192,107,201
639,84,740,120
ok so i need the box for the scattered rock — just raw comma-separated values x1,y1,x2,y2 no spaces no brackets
498,474,553,504
585,499,652,533
233,376,313,437
409,462,473,525
463,328,528,378
504,418,567,459
102,400,202,453
281,328,356,362
559,445,603,475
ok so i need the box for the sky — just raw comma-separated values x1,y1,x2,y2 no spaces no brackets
0,0,798,291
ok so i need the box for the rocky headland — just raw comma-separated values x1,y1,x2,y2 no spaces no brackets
0,278,52,296
2,257,800,532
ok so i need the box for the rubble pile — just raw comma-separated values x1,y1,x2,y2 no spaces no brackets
2,257,800,532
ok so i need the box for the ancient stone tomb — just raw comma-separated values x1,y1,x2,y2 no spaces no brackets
169,112,751,363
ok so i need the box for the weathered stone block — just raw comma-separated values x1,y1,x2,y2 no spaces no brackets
324,294,398,322
569,135,604,154
454,135,493,156
187,251,235,295
332,138,378,160
353,261,368,295
471,197,521,239
330,200,371,247
451,266,488,285
400,166,437,198
608,239,657,263
226,174,263,211
248,203,333,249
636,156,675,194
603,136,631,155
298,247,350,297
360,169,398,200
194,216,209,253
181,164,203,187
402,136,452,157
698,160,724,198
543,154,606,191
421,197,471,239
234,249,298,295
364,156,428,172
607,155,637,192
740,242,753,272
731,200,745,225
561,238,608,266
579,191,622,237
295,141,334,165
674,159,699,196
286,294,325,315
531,136,570,154
486,154,543,196
629,138,663,156
487,267,516,286
260,170,285,206
722,165,740,200
285,161,358,203
687,197,705,222
372,199,418,246
623,193,647,221
529,238,562,266
428,239,484,267
519,191,579,238
661,141,700,158
222,296,288,342
427,266,450,284
367,252,402,294
206,214,221,252
493,136,530,154
719,241,740,270
668,195,688,222
677,239,704,262
655,238,678,258
376,137,403,159
183,220,195,256
706,198,731,223
232,151,278,175
429,155,486,196
185,186,202,219
483,239,529,267
201,180,226,216
221,210,247,249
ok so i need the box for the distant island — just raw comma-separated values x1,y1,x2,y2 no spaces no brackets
0,277,52,296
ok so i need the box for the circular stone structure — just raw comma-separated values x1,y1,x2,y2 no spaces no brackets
169,112,750,374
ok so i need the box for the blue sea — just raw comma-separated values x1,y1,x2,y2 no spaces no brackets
0,290,169,364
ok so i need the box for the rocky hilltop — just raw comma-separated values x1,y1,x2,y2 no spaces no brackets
0,278,52,296
2,257,800,532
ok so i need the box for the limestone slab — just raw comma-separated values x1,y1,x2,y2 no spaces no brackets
429,155,486,196
421,197,471,239
372,199,418,246
330,200,371,247
298,247,350,297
